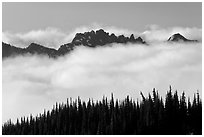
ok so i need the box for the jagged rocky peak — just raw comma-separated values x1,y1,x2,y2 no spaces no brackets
71,29,146,47
167,33,198,42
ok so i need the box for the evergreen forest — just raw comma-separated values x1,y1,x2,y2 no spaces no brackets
2,87,202,135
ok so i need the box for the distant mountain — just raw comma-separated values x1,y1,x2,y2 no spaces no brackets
2,29,146,58
71,29,146,47
26,43,58,57
58,29,146,55
2,42,58,58
2,30,199,59
2,42,26,58
167,33,198,42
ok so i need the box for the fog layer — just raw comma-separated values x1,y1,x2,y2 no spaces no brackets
2,42,202,123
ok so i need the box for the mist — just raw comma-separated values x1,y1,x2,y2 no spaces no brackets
2,41,202,123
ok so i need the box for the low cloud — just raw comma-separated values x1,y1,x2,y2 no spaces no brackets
2,42,202,123
2,27,70,49
3,24,201,49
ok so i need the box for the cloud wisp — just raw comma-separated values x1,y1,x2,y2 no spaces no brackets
2,41,202,123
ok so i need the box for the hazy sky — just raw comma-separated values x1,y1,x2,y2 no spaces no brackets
3,2,202,33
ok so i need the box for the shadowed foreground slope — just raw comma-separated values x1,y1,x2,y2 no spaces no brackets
2,88,202,135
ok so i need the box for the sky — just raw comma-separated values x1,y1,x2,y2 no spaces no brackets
3,2,201,33
2,2,202,48
2,2,202,123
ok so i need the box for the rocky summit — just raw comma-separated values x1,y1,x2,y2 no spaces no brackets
167,33,198,42
58,29,146,55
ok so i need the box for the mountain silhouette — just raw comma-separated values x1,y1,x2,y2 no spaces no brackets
26,43,58,57
2,29,146,58
2,42,26,58
58,29,146,55
167,33,198,42
2,42,58,58
71,29,146,47
2,30,198,58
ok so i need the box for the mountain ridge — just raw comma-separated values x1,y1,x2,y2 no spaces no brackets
2,29,198,58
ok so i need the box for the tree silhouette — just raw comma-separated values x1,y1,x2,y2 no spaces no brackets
2,88,202,135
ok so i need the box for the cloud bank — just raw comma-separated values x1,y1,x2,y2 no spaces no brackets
2,42,202,123
2,24,201,48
